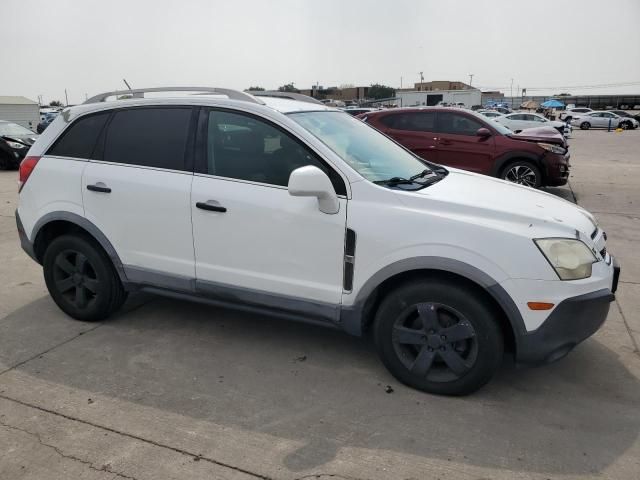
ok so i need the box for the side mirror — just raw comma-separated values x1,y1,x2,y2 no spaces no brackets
288,166,340,214
476,127,492,137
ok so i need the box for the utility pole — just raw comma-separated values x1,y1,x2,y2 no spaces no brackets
419,71,424,91
65,89,69,106
510,78,514,109
400,76,403,89
468,74,474,87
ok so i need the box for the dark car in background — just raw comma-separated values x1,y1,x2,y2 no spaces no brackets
359,107,570,188
37,112,59,133
0,121,38,169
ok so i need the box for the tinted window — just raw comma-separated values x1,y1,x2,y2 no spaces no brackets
104,108,191,170
508,114,525,120
48,112,109,159
437,112,484,135
206,110,346,195
380,112,435,131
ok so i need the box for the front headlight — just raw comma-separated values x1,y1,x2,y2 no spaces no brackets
535,238,597,280
537,142,566,155
6,141,27,149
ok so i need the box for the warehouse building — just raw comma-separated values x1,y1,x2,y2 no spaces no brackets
0,96,40,131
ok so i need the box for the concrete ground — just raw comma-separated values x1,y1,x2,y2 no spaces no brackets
1,130,639,480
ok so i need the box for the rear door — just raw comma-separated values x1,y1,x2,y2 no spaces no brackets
82,106,196,282
375,112,438,162
434,112,495,174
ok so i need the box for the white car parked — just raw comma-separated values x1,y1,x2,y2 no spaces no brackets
16,87,620,395
559,107,593,121
571,111,639,130
494,112,571,137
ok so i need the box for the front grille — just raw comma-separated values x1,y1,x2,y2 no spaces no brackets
591,227,598,239
600,247,607,258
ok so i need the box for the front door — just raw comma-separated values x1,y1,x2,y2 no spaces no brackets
435,111,495,174
191,109,348,316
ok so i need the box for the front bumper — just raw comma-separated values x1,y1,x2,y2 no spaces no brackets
543,152,570,186
515,279,617,365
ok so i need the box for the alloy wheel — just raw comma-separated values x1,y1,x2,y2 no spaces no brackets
52,249,99,310
392,302,478,382
505,165,537,187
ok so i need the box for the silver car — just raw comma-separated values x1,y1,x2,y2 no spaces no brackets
571,111,639,130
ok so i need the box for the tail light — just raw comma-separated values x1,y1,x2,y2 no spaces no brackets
19,156,41,192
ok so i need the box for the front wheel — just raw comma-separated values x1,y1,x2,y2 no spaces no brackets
580,122,591,130
43,234,127,321
501,161,542,188
620,121,633,130
374,280,504,396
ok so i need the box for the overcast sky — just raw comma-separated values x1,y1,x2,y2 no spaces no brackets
4,0,640,104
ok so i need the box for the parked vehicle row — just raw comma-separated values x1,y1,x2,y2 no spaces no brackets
358,107,570,188
15,87,618,396
494,112,571,137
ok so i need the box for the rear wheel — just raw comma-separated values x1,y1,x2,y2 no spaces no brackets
374,280,503,396
501,161,542,188
580,122,591,130
43,235,127,321
620,121,633,130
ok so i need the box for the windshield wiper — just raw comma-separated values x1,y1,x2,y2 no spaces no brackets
409,169,434,181
373,176,416,186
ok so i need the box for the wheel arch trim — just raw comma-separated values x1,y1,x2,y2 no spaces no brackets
340,256,526,339
30,211,128,283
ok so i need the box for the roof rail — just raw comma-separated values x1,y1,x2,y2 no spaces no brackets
84,87,265,105
249,91,324,105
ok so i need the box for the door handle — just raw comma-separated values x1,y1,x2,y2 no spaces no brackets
196,201,227,213
86,183,111,193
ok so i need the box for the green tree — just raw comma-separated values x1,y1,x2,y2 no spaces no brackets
49,100,63,107
247,86,265,91
278,83,299,93
368,84,395,100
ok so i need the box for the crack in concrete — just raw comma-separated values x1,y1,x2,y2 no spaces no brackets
615,299,640,356
0,323,103,377
0,419,137,479
0,394,272,480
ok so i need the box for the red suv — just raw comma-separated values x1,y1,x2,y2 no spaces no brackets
359,108,570,188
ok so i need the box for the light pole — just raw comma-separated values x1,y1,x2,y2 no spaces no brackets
468,74,474,87
510,78,514,109
419,71,424,91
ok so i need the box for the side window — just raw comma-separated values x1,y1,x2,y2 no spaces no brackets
380,112,435,132
509,114,524,121
437,112,484,135
104,108,192,170
47,112,110,159
206,110,346,195
531,115,546,122
380,114,401,129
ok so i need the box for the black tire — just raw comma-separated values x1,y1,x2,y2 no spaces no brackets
43,234,127,321
374,280,503,396
580,122,590,130
620,121,633,130
500,160,542,188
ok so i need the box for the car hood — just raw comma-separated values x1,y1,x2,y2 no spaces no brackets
399,168,597,240
508,126,566,145
1,134,38,146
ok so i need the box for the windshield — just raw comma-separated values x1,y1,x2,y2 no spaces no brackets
289,111,437,183
0,122,34,136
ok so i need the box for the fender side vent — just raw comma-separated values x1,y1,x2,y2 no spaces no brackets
343,228,356,292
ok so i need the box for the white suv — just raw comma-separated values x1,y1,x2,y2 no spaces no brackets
16,87,620,395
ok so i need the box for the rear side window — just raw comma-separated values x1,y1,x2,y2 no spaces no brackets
104,108,192,170
381,112,436,131
47,112,109,159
